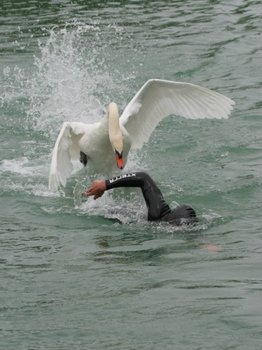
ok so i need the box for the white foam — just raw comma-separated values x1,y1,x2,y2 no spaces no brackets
0,157,32,176
76,188,147,224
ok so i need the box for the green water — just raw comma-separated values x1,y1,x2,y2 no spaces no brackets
1,1,262,349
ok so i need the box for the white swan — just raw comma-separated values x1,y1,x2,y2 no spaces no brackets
48,79,235,190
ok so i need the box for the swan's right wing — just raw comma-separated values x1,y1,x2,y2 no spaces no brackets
48,122,88,191
120,79,235,149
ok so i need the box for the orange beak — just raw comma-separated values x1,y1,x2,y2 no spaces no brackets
115,151,124,169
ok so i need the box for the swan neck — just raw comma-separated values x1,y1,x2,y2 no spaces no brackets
108,102,123,153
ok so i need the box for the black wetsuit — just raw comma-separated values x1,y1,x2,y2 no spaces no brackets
105,172,198,225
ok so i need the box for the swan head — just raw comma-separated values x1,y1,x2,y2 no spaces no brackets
107,102,124,169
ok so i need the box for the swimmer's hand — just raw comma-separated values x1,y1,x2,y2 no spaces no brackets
84,180,106,200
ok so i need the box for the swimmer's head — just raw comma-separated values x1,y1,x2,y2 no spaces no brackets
167,205,198,226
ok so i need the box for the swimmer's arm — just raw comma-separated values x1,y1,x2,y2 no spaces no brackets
105,173,143,190
84,173,144,199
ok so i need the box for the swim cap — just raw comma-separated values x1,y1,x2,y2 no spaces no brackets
164,205,198,225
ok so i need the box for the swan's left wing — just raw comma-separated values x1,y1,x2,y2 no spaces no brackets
120,79,235,149
48,122,88,191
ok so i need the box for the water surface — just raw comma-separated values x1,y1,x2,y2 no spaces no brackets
1,1,262,349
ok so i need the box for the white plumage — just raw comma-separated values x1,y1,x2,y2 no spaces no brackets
48,79,235,190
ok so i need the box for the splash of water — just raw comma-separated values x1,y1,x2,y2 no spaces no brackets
27,23,138,137
26,24,112,137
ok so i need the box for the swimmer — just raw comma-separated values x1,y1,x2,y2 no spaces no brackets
84,172,198,226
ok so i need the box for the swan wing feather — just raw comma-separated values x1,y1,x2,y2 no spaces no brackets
120,79,235,149
48,122,88,190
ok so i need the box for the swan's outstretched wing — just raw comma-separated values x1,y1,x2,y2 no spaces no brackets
120,79,235,149
49,122,89,191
